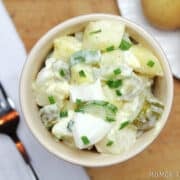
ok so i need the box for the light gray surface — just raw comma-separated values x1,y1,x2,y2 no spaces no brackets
117,0,180,79
0,1,89,180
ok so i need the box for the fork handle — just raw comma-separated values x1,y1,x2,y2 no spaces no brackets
10,133,39,180
15,140,30,164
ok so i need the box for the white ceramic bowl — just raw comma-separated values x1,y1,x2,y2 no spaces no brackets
20,14,173,167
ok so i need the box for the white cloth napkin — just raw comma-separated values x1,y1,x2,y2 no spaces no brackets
117,0,180,78
0,1,89,180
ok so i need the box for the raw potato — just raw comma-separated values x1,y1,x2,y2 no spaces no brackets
83,20,125,51
142,0,180,30
130,45,163,76
53,36,82,61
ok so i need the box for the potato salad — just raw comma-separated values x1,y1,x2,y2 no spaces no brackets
32,20,164,154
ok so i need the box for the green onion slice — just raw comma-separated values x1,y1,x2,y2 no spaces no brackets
59,69,65,77
81,136,90,145
106,140,114,146
113,68,121,75
48,96,56,104
79,70,86,77
106,45,115,52
106,79,122,89
116,89,122,96
60,110,68,118
119,121,130,130
105,117,116,122
89,29,102,35
119,39,132,50
147,60,155,67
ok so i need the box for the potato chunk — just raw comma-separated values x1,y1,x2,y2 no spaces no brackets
83,20,125,51
53,36,82,61
130,45,163,76
71,64,94,84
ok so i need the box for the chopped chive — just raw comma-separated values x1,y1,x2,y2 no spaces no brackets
106,45,115,52
106,79,122,88
119,39,132,50
113,68,121,75
76,99,82,105
119,121,130,130
106,104,118,113
60,110,68,118
91,100,108,106
59,69,65,77
48,96,55,104
105,117,116,122
116,89,122,96
147,60,155,67
74,108,84,113
79,70,86,77
74,56,85,63
81,136,90,145
74,109,80,112
89,29,102,35
106,140,114,146
89,101,117,114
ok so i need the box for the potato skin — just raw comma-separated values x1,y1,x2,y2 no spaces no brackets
142,0,180,30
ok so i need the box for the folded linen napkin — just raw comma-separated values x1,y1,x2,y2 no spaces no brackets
117,0,180,79
0,1,89,180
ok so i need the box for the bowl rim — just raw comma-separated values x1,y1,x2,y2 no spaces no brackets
20,13,174,167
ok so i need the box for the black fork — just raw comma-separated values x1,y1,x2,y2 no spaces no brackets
0,82,39,180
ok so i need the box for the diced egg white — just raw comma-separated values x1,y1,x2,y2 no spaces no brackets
52,60,69,80
45,57,56,68
116,64,132,77
52,60,69,72
69,79,105,102
36,67,53,85
72,113,112,149
52,111,74,139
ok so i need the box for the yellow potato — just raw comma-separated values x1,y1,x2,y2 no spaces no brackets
130,45,163,76
83,20,125,50
53,36,82,61
142,0,180,30
70,64,94,84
